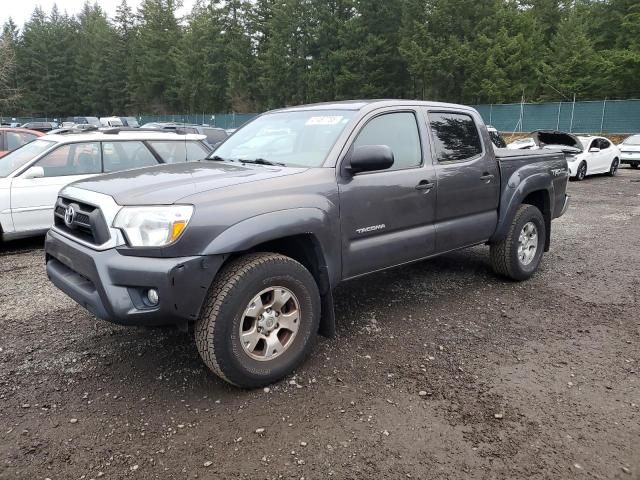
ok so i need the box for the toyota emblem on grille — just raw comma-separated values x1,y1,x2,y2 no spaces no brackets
64,206,76,227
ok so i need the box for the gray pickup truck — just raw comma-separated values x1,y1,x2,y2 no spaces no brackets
45,100,569,388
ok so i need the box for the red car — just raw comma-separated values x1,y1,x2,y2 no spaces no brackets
0,128,44,158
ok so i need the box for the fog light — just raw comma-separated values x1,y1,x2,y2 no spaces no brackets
146,288,159,306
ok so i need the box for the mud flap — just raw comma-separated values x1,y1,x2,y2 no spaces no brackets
319,289,336,338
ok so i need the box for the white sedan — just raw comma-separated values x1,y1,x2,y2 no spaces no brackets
619,134,640,169
0,129,210,241
532,131,621,181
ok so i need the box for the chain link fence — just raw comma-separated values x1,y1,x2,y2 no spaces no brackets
473,99,640,134
5,100,640,134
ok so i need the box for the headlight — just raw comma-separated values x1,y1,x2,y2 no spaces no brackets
113,205,194,247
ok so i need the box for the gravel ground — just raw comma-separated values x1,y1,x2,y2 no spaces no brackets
0,168,638,480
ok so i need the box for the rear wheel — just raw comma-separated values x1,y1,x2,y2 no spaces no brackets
608,158,619,176
630,162,639,169
575,161,587,181
490,204,546,281
195,253,320,388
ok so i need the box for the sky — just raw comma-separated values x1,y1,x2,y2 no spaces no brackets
0,0,196,28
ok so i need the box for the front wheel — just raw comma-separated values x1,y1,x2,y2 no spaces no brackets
629,162,639,169
575,161,587,181
608,158,619,176
490,204,546,281
195,253,320,388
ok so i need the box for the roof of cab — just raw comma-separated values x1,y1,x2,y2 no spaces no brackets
269,99,477,113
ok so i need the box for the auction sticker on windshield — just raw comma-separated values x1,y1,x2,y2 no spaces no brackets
305,116,344,126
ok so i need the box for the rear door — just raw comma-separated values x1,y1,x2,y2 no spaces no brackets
338,108,437,279
10,142,102,232
424,110,500,252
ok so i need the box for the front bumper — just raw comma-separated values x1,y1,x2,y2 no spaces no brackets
567,162,578,177
45,229,224,326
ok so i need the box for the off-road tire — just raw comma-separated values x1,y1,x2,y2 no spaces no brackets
490,204,546,281
195,252,320,388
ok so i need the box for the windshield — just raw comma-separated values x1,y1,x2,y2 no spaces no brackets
623,135,640,146
0,139,55,177
211,110,355,167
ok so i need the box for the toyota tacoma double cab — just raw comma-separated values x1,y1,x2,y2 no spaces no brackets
45,100,570,388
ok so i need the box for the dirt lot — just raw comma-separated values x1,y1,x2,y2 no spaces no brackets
1,168,638,480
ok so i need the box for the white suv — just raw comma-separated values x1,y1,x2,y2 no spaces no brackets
0,129,211,241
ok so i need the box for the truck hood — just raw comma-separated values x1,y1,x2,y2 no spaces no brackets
70,161,307,205
531,130,583,153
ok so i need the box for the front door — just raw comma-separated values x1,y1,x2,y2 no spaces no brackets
338,109,437,279
11,142,102,232
424,110,500,252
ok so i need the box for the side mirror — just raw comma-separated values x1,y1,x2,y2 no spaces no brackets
347,145,394,174
589,147,600,153
22,166,45,179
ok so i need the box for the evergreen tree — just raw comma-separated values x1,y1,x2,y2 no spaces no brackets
5,0,640,115
0,20,20,110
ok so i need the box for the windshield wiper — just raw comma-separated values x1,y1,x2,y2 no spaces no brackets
208,155,236,162
239,158,286,167
207,155,285,167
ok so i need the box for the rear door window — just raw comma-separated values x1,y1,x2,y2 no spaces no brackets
147,141,209,163
427,112,483,162
598,139,611,150
186,141,210,160
102,141,158,172
35,142,102,177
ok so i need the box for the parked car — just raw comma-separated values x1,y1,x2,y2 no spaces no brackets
0,128,44,158
507,137,536,150
142,122,228,148
65,116,101,128
120,117,140,128
20,122,57,133
487,125,507,148
180,125,228,147
45,100,569,388
532,131,621,180
141,121,181,130
100,117,124,127
619,134,640,169
0,129,211,240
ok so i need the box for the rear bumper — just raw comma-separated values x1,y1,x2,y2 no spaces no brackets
620,155,639,164
45,229,223,326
